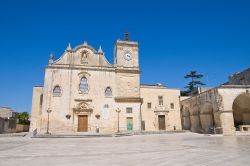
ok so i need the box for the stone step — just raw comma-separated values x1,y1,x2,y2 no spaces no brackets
0,132,28,137
32,132,133,138
32,130,186,138
134,130,186,135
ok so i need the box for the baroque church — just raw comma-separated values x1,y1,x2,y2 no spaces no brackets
30,34,181,134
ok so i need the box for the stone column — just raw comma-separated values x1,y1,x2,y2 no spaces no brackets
220,110,235,136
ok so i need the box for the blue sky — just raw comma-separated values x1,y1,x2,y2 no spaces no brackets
0,0,249,113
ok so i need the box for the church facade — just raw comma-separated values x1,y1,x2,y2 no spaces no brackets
30,37,181,134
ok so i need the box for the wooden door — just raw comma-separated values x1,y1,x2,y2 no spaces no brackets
158,115,166,130
78,115,88,132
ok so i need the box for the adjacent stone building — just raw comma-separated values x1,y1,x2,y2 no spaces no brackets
0,107,17,118
0,107,17,133
140,84,181,131
30,36,182,134
180,76,250,136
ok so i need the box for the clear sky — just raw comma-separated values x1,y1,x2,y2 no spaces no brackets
0,0,249,113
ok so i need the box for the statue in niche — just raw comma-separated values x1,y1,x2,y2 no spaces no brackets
81,50,89,64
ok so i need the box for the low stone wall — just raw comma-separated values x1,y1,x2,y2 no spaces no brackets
0,118,16,133
0,117,29,133
16,124,30,133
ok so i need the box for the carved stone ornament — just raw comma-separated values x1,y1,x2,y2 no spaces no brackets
81,50,89,64
216,94,223,111
95,114,100,119
73,102,93,113
65,114,71,119
79,102,89,110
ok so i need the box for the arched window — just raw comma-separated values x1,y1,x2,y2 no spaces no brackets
40,94,43,106
53,85,61,96
80,77,88,93
105,87,112,97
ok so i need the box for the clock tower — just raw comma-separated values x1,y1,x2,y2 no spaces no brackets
114,34,140,98
114,34,139,68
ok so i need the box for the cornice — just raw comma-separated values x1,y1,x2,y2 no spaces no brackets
46,65,141,74
115,68,140,74
114,97,143,103
74,99,92,102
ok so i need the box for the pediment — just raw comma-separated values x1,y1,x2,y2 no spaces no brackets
50,42,112,67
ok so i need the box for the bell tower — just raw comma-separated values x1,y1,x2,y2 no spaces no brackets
114,33,140,98
114,32,139,68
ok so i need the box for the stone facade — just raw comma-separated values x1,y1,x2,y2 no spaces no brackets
180,85,250,135
0,107,18,133
30,38,182,134
140,85,181,131
0,107,17,118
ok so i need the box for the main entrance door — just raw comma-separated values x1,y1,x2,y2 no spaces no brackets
78,115,88,132
158,115,166,130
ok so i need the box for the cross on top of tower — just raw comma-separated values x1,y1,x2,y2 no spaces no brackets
125,32,130,41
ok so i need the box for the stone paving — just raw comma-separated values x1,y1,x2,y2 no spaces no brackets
0,133,250,166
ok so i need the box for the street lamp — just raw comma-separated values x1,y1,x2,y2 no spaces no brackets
46,109,52,134
116,108,121,133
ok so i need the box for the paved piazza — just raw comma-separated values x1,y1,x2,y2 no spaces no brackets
0,133,250,166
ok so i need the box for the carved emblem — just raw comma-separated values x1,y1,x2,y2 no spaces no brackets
79,102,89,110
81,50,89,64
216,94,223,111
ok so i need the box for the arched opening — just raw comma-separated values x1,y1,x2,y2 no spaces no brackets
39,94,43,106
39,94,43,114
182,107,191,130
79,77,88,93
53,85,61,96
190,105,202,133
200,102,214,133
233,93,250,131
104,87,112,97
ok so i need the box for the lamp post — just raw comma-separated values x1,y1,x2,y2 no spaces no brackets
116,108,121,133
46,109,52,134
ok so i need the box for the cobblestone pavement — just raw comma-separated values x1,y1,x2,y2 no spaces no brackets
0,133,249,166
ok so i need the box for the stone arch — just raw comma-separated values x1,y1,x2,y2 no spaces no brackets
190,105,202,133
200,102,214,133
232,93,250,130
181,107,191,130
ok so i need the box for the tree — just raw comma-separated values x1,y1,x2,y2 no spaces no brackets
184,71,205,93
17,112,30,125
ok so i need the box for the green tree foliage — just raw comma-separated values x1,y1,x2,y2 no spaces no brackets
183,71,205,94
17,112,30,125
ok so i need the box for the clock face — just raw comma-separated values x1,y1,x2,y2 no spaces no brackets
124,51,132,61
